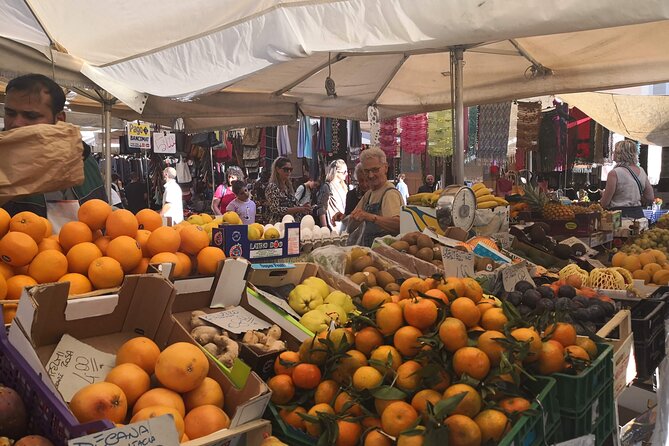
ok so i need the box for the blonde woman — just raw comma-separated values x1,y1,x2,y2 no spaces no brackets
318,159,348,232
601,140,654,218
265,157,311,224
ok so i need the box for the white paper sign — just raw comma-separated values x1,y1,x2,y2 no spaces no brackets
68,415,180,446
45,334,116,402
492,232,513,250
200,307,272,334
253,288,301,319
560,236,598,257
441,246,475,278
421,227,459,248
152,132,177,154
502,261,534,291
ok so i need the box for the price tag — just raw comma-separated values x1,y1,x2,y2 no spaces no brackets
200,307,272,334
45,334,116,402
502,261,534,291
68,414,180,446
441,246,475,278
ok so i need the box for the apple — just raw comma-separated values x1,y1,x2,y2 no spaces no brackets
288,284,324,315
324,291,355,314
299,310,332,334
301,277,330,299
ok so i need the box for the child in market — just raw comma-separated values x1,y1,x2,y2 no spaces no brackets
226,180,256,224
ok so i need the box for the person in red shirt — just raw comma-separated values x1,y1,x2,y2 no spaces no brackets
211,166,244,215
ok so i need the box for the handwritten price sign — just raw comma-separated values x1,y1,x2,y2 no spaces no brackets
200,307,272,334
69,414,179,446
501,261,534,291
46,334,116,402
441,246,475,278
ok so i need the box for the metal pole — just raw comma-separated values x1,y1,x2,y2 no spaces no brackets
103,101,112,204
452,48,465,185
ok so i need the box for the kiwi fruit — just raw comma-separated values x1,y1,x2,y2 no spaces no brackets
352,255,374,272
390,240,410,252
385,283,401,293
350,272,367,285
408,245,419,256
362,272,377,287
416,247,434,262
350,247,368,261
363,266,380,275
401,232,420,245
376,271,395,288
433,247,442,260
416,234,435,249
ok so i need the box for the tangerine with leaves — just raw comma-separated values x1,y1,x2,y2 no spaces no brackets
292,363,321,389
197,247,226,275
334,391,362,416
565,345,590,363
352,365,383,391
380,401,419,438
439,277,466,301
273,351,299,376
453,346,491,380
9,211,46,243
314,380,339,405
267,374,295,404
77,199,112,231
510,327,542,363
147,226,181,256
443,383,482,418
411,389,442,416
0,231,38,266
369,345,402,374
399,277,424,300
576,338,598,359
537,341,566,375
331,349,367,384
28,250,68,283
403,297,438,330
88,256,124,289
364,429,393,446
305,403,334,437
499,397,531,414
355,327,384,357
396,360,422,391
461,277,484,302
107,235,142,272
439,317,468,352
336,419,362,446
481,307,508,331
58,273,93,295
376,302,404,336
393,325,423,357
58,221,93,252
423,288,448,303
476,296,498,318
450,297,481,328
361,288,391,310
135,209,163,232
444,414,482,446
545,322,577,348
278,406,306,431
477,330,507,365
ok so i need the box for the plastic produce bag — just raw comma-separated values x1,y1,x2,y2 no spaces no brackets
372,235,443,278
0,122,84,205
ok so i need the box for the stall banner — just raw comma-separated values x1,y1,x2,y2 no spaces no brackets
127,122,151,149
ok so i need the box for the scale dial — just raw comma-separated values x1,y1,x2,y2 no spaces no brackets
435,186,477,232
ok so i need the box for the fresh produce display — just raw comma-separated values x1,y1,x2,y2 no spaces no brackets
406,190,444,207
618,227,669,256
0,384,55,446
510,223,588,263
286,276,356,334
267,275,601,446
69,337,229,444
610,248,669,285
471,182,509,209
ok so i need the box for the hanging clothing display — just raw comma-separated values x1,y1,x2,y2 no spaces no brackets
516,101,542,152
568,107,594,162
538,102,569,171
477,102,512,160
317,117,333,153
277,125,292,156
428,111,453,157
399,114,427,155
379,119,398,157
329,119,348,160
348,120,362,161
298,116,314,159
467,107,479,155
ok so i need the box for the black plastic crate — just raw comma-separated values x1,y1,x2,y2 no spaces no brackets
634,328,666,379
630,300,665,341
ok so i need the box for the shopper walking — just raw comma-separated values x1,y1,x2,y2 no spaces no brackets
396,173,409,205
160,167,183,224
212,166,244,215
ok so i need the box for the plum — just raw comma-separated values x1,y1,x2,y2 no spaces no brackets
15,437,54,446
0,386,26,439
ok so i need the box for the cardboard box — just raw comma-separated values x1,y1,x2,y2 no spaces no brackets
473,206,509,236
601,210,622,231
400,205,443,235
9,274,270,445
212,223,300,261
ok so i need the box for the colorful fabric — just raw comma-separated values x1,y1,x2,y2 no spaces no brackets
297,116,313,159
477,102,512,160
428,110,453,157
379,119,398,157
399,114,427,154
516,101,542,152
277,125,292,156
568,106,593,162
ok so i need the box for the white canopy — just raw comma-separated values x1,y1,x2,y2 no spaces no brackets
1,0,669,128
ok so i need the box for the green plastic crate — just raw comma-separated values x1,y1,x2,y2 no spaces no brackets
499,376,561,446
557,381,615,446
552,343,613,413
266,402,314,446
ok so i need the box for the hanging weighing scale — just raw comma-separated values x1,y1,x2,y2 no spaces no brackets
435,185,477,232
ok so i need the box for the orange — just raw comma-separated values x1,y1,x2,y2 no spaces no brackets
439,277,466,302
576,337,598,360
397,427,426,446
430,369,452,392
396,360,422,391
107,235,143,272
267,374,295,405
274,350,300,376
355,327,384,357
131,405,185,438
314,380,339,405
155,342,209,393
370,345,402,374
10,211,46,243
305,403,334,437
2,303,17,324
481,307,508,331
439,317,468,352
0,208,9,238
174,252,193,278
444,414,482,446
499,397,531,414
58,273,93,295
292,363,322,389
37,237,62,253
336,419,362,446
94,236,112,255
70,382,127,424
28,250,68,283
450,297,481,328
147,226,181,256
279,406,306,431
135,209,163,232
443,384,481,418
133,388,185,417
331,349,367,384
461,277,484,302
104,363,150,406
545,322,577,347
116,336,161,375
58,221,94,252
376,302,404,336
66,242,102,275
150,252,179,267
5,275,37,299
424,288,448,303
537,341,566,375
129,258,150,274
476,296,498,318
183,377,224,411
106,209,139,239
399,277,423,300
380,401,419,438
361,288,392,310
0,231,38,266
510,327,542,363
334,391,362,416
453,346,491,380
196,247,226,275
78,199,113,231
88,256,124,289
411,389,442,416
375,398,402,417
477,330,506,365
135,229,152,257
179,225,210,255
611,252,627,268
565,345,590,362
0,263,13,280
393,325,423,357
364,429,393,446
41,217,53,238
403,298,438,330
352,366,384,391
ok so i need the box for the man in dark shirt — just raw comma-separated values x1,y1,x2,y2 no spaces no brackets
2,74,106,217
417,174,436,193
124,172,149,213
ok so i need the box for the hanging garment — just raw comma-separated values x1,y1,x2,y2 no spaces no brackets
516,101,542,152
277,125,292,156
428,111,453,157
379,119,398,157
478,102,512,160
298,116,314,159
175,156,192,183
568,107,594,162
348,120,362,161
400,114,428,155
242,128,262,146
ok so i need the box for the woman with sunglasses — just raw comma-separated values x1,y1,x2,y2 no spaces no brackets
266,157,312,224
318,159,348,233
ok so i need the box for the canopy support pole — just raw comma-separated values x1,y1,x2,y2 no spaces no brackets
102,99,112,204
452,48,465,185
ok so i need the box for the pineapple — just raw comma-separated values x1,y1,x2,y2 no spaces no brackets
521,184,548,211
543,202,575,220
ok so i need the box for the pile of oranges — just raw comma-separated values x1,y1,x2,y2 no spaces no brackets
71,337,230,443
0,201,226,321
266,276,598,446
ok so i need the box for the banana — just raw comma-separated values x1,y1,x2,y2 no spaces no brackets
493,197,509,206
475,188,492,198
477,200,498,209
476,194,495,203
472,183,486,192
408,193,432,204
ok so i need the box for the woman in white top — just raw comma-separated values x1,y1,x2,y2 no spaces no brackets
318,159,348,232
601,140,654,218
